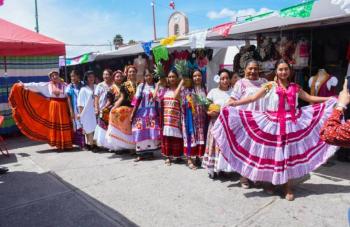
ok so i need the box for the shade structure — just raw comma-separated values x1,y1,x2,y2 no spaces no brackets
0,18,65,56
0,18,64,135
207,0,350,39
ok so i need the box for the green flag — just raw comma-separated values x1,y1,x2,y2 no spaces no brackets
79,53,89,64
152,45,169,63
280,1,315,18
245,11,274,22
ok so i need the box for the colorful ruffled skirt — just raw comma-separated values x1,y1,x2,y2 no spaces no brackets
132,106,160,155
212,99,338,185
106,106,136,150
9,83,73,150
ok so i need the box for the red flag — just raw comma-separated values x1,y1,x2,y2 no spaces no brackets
169,1,175,10
210,22,234,37
0,0,4,6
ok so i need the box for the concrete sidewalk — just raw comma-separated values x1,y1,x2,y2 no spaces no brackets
0,136,349,227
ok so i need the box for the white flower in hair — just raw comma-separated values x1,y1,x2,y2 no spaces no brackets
214,74,220,83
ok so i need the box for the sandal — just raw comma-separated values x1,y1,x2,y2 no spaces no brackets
264,184,275,195
240,177,250,189
283,182,295,201
134,157,143,162
165,158,171,166
187,159,197,170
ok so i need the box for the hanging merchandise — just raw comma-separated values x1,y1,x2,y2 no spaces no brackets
160,35,177,46
142,41,153,57
280,0,315,18
189,30,207,49
152,45,169,63
292,38,310,69
210,22,234,37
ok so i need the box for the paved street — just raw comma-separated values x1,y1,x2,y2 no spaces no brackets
0,136,349,227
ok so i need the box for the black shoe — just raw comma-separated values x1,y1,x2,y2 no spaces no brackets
91,145,99,153
0,166,9,174
208,172,217,179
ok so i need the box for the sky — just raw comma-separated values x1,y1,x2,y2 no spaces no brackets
0,0,304,57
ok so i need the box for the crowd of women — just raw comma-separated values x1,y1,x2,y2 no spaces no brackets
9,59,348,201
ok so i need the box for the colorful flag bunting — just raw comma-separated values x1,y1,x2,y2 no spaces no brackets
152,45,169,63
142,41,153,57
280,1,315,18
160,35,177,46
244,11,274,22
210,22,234,37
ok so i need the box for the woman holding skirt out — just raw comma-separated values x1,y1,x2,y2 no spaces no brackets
9,71,73,150
130,70,160,161
213,60,338,201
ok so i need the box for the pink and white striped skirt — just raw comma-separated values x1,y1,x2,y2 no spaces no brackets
212,99,338,185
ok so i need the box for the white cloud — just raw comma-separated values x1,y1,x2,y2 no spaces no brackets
0,0,154,57
207,7,272,21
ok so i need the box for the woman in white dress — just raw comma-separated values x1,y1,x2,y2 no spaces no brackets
78,71,97,151
93,69,114,149
202,69,233,178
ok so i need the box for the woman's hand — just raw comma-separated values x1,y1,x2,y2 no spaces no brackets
226,99,236,107
337,79,350,110
207,110,219,117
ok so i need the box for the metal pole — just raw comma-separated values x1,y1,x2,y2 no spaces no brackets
152,0,157,40
34,0,39,33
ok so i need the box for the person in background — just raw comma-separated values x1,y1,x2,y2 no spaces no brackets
231,71,241,87
130,70,160,161
66,70,84,149
77,71,97,151
202,69,233,178
321,79,350,157
9,71,73,150
93,69,114,150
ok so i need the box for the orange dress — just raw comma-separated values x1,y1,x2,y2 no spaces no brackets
9,83,73,150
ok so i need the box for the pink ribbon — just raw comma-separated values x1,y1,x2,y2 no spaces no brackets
276,83,299,135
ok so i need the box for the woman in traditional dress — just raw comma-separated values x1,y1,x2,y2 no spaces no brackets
181,69,208,170
214,60,338,201
156,69,184,166
105,66,137,152
202,69,233,178
77,71,97,151
130,70,160,161
230,60,268,188
9,71,73,150
66,70,84,149
93,69,114,149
